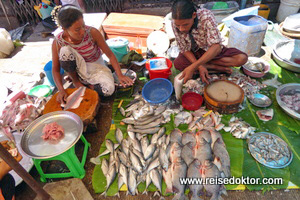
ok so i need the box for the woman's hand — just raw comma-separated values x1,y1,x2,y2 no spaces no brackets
198,65,210,84
179,66,195,83
56,90,68,104
118,74,134,87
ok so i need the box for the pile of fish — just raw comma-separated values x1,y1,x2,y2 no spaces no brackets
120,95,182,133
92,127,230,200
176,108,225,133
280,89,300,114
248,133,291,167
223,116,256,139
0,95,48,142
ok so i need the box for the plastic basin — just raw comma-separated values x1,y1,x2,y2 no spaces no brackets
242,57,270,78
145,57,173,80
44,61,64,86
182,92,203,111
142,78,173,104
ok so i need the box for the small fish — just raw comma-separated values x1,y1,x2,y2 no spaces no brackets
101,164,116,197
142,173,152,195
117,150,131,168
121,117,136,124
159,147,169,171
174,72,184,100
119,107,126,116
150,169,162,197
133,118,162,129
101,158,109,176
145,157,160,173
151,133,159,144
128,126,160,134
175,111,193,127
121,139,129,156
157,127,166,138
129,151,143,173
144,144,156,160
115,128,123,144
128,168,137,195
119,163,128,193
154,105,166,116
141,137,149,156
106,139,114,153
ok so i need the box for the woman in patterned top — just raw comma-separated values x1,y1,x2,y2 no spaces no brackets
172,0,248,84
52,5,133,104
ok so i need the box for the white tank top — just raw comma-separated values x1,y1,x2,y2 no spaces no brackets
61,0,81,8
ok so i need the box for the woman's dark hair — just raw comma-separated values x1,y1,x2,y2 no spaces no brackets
172,0,198,19
52,4,83,29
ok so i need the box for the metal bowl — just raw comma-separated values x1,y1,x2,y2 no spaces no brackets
21,111,83,159
113,68,137,89
276,83,300,120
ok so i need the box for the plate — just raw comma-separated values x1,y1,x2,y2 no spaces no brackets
28,85,52,97
0,132,34,186
147,31,170,55
21,111,83,159
276,83,300,120
248,132,293,168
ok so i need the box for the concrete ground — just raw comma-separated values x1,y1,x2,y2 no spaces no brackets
1,21,300,200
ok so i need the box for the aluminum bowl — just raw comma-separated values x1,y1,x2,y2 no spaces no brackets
276,83,300,120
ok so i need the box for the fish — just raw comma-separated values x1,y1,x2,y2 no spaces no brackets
115,128,123,144
133,118,162,129
181,142,195,166
187,159,203,200
117,150,131,168
128,168,137,195
141,137,149,156
129,151,143,174
212,138,231,178
130,138,142,153
105,139,115,154
144,144,156,160
132,148,146,167
163,166,173,194
119,107,126,116
209,129,225,149
128,126,160,134
195,130,212,144
194,138,213,165
101,158,109,176
127,130,136,140
101,163,116,197
121,139,129,156
170,129,183,145
170,142,182,163
132,104,154,120
114,151,120,173
182,131,195,146
174,111,193,127
150,169,162,197
174,72,184,100
125,101,143,113
90,143,119,163
121,117,136,124
116,175,124,198
159,147,169,171
157,127,166,138
256,108,274,121
62,86,86,110
154,105,167,116
202,160,227,200
171,157,188,200
145,157,160,174
142,173,152,195
158,135,166,146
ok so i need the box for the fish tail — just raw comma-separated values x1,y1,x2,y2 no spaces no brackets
114,192,120,198
142,190,148,195
191,195,203,200
153,191,160,198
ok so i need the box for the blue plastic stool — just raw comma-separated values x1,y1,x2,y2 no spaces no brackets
33,135,90,182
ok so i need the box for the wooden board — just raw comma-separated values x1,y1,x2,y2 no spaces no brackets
43,88,99,125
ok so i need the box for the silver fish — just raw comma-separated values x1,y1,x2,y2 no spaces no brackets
121,139,129,156
125,110,133,117
170,129,183,145
129,151,143,173
159,147,169,171
152,146,160,160
202,160,227,200
115,128,123,144
170,142,182,163
128,168,137,195
133,118,161,129
101,164,116,197
144,144,156,160
132,148,146,167
174,111,193,127
131,138,142,153
125,101,142,112
158,135,166,146
116,175,124,198
212,138,231,178
128,126,160,134
154,105,166,116
171,157,188,200
187,159,203,200
174,72,184,100
181,142,195,166
150,169,162,197
142,173,152,195
106,139,114,153
196,130,212,144
166,134,170,146
157,127,166,138
146,157,160,173
135,133,143,141
182,131,195,146
119,107,126,116
141,137,149,156
119,163,128,195
114,151,120,173
121,117,136,124
90,144,120,163
101,158,109,176
151,133,159,144
117,150,131,168
128,130,136,140
209,129,225,149
194,138,213,165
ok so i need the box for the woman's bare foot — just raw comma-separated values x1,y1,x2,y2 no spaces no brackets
205,63,233,74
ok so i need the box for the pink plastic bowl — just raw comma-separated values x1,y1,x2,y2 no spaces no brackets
242,59,270,78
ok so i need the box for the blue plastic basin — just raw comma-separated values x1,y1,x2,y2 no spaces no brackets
44,61,64,86
142,78,173,104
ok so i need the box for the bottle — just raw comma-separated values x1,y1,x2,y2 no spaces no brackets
135,35,142,54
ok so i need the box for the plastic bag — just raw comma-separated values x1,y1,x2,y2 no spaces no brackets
0,28,14,58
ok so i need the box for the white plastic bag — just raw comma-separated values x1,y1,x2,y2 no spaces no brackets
0,28,14,58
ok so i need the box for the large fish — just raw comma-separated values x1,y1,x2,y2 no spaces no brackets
163,165,173,194
62,86,86,110
195,130,212,144
187,159,203,200
171,157,188,200
212,138,231,178
181,142,195,166
182,131,195,146
170,142,182,163
209,129,225,150
194,137,213,165
170,129,183,145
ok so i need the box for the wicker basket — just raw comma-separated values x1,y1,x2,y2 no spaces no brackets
204,80,244,114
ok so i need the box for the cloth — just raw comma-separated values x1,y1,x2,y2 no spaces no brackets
174,47,247,71
121,50,144,65
59,45,115,96
0,173,15,200
60,0,81,8
56,26,101,63
172,8,222,53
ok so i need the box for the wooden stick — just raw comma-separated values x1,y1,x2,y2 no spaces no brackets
0,144,52,200
0,0,12,29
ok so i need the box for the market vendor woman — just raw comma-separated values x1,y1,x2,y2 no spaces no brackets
172,0,248,84
52,5,133,103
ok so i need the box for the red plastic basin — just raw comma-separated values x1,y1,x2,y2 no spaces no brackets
181,92,203,111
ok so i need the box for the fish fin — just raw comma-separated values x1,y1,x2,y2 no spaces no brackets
100,191,107,197
142,190,148,195
114,192,120,198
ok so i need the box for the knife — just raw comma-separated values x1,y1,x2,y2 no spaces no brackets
195,110,213,124
63,87,86,110
114,99,124,116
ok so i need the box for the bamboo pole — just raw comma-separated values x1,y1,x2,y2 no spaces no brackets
0,0,12,29
0,143,52,200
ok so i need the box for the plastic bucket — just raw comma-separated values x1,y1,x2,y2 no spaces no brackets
44,61,64,86
145,57,173,80
106,38,129,62
257,4,270,19
276,0,300,22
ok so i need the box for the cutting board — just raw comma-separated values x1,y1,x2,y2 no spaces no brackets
43,88,99,125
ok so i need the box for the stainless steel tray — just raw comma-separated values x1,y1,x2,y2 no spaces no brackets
248,132,293,168
276,83,300,120
21,111,83,159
